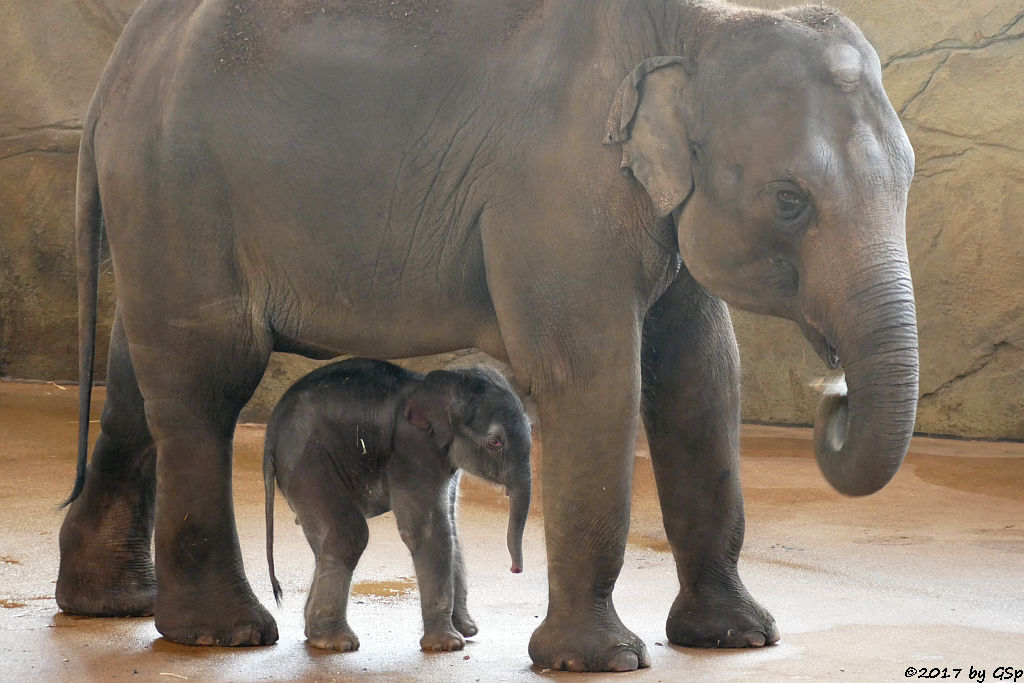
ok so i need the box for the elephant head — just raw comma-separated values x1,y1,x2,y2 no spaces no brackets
607,8,918,496
405,367,533,570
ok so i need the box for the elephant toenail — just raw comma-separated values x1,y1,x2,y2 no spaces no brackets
197,634,214,646
609,651,640,671
230,629,260,646
744,630,767,647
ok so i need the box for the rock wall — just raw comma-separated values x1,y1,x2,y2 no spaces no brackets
0,0,135,379
1,1,1021,438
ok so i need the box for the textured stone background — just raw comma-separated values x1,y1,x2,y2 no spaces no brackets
0,1,134,381
1,1,1021,437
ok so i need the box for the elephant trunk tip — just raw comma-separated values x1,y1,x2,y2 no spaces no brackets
507,529,525,573
506,481,530,575
812,374,913,497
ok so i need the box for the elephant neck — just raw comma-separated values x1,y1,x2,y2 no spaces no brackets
545,0,779,68
536,0,688,64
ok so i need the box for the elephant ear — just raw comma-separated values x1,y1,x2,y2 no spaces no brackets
403,372,454,450
605,57,695,217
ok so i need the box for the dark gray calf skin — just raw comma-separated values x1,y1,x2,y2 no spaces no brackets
264,358,532,652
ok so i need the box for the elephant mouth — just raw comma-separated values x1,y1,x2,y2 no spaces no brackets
800,322,841,370
825,343,840,369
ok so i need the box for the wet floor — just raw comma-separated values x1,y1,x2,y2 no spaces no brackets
1,380,1023,681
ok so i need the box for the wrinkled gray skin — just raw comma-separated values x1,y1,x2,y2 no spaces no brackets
263,358,532,653
59,0,918,672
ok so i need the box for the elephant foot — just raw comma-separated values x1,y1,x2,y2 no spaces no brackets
452,611,478,638
666,584,779,648
528,612,650,672
155,590,278,646
55,561,156,617
306,622,360,652
420,628,465,652
56,508,157,617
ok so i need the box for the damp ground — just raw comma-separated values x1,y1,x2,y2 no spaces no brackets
1,380,1022,681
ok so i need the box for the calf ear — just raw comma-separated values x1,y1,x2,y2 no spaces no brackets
403,372,454,450
605,57,695,217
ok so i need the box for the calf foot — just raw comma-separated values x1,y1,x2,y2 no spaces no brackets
529,610,650,672
452,611,478,638
306,622,360,652
420,629,465,652
666,582,779,648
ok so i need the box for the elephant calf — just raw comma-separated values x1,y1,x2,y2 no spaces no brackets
263,358,532,652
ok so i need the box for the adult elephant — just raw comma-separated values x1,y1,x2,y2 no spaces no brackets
58,0,918,673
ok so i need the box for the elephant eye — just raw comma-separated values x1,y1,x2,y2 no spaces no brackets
486,435,504,450
775,189,808,222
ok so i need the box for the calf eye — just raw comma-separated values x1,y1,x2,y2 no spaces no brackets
486,435,504,449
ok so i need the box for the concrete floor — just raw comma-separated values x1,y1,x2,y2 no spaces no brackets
1,380,1023,681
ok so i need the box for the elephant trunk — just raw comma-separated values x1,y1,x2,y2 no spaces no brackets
811,250,919,496
505,478,532,573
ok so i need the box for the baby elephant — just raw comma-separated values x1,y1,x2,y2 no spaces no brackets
264,358,532,653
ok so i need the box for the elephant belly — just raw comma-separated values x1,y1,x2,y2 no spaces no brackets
219,118,503,360
359,480,392,519
258,264,505,362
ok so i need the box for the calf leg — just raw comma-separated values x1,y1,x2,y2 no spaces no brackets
291,470,369,652
392,483,462,652
447,475,477,637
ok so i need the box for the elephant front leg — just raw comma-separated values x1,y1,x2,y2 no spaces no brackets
641,271,778,648
482,209,650,672
525,362,650,672
392,486,464,652
447,476,478,638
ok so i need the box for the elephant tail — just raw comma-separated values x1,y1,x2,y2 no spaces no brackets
63,117,102,508
264,437,284,606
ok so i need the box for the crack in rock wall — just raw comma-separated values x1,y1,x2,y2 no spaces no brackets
1,0,1021,438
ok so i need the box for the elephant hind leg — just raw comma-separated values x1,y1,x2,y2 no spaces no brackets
292,477,369,652
57,308,157,617
641,272,779,649
123,311,277,647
